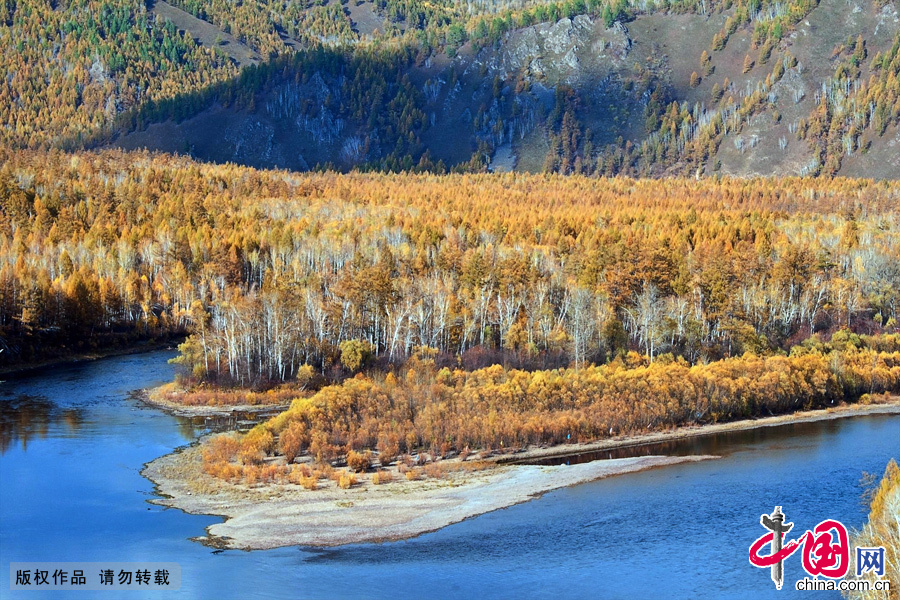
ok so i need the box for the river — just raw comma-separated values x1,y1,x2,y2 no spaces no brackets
1,351,897,599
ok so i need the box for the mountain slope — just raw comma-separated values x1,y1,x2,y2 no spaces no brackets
3,0,898,176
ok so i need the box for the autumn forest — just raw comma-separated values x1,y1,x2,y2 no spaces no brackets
1,148,898,478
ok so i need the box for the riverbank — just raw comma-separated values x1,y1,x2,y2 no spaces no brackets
501,398,900,464
144,447,714,550
142,397,900,550
0,339,182,377
140,384,292,417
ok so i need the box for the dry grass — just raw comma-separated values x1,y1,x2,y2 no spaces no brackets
158,383,309,407
845,459,899,600
437,460,493,473
423,463,444,479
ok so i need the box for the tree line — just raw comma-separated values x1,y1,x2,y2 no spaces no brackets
203,335,900,482
2,149,898,375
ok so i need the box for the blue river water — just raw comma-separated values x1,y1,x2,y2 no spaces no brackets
0,351,897,599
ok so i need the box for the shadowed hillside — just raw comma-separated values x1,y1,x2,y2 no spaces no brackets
2,0,898,176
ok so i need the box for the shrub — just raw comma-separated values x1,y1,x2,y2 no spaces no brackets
202,434,240,466
204,460,242,481
238,446,263,466
242,464,285,485
371,470,393,485
211,340,900,485
338,472,357,489
340,339,374,372
377,434,400,466
244,465,261,485
346,450,371,473
279,420,308,463
287,465,304,484
442,460,492,473
405,432,418,453
239,425,274,465
309,431,341,465
220,463,243,480
440,442,453,458
287,464,317,488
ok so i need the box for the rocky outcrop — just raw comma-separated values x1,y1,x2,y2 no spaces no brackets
469,14,631,85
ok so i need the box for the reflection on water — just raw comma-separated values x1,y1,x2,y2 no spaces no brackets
0,394,84,454
518,419,841,465
0,383,278,456
182,410,285,434
170,409,285,440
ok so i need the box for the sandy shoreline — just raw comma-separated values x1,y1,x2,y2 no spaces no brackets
144,448,714,550
142,398,899,550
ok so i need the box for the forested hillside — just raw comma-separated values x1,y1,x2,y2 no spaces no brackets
2,149,898,374
0,0,237,148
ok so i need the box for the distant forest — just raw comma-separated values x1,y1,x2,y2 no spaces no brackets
2,149,898,378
